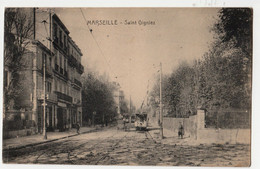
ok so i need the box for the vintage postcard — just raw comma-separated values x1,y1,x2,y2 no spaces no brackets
2,7,252,167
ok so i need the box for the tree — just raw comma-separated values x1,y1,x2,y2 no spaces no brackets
210,8,252,109
81,71,118,125
4,8,34,112
213,8,252,56
148,8,252,118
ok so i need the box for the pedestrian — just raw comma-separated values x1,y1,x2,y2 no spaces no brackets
178,122,184,139
76,122,80,134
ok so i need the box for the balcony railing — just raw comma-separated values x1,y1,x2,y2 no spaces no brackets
55,64,59,72
73,98,81,105
64,70,68,78
55,91,72,103
74,78,82,87
37,89,57,102
68,54,78,67
78,64,84,74
53,36,59,45
60,67,63,75
60,41,64,49
67,54,84,74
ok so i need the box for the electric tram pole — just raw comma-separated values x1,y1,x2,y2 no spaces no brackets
160,62,163,139
43,49,47,140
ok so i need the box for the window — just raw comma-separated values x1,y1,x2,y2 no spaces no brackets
64,58,67,71
60,55,62,68
59,30,63,47
54,80,57,91
53,23,57,39
54,50,57,65
42,52,46,69
64,35,67,47
64,85,66,94
46,82,52,92
59,81,62,92
49,56,52,68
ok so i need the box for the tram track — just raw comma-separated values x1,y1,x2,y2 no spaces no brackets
145,129,157,144
32,127,118,164
67,128,127,164
7,126,156,165
94,130,131,165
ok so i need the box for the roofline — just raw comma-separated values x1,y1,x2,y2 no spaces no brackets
31,40,54,56
68,36,83,56
52,14,70,35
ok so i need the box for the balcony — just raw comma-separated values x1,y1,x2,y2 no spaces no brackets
64,70,68,78
55,91,72,103
74,78,82,87
64,45,68,53
53,36,59,45
60,41,64,49
78,64,84,74
60,67,63,75
55,64,59,72
73,98,81,105
39,66,53,78
37,89,57,102
68,54,78,67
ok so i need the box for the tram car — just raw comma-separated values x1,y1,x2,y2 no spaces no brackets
135,113,148,130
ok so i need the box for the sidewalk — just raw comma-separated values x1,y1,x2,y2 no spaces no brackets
148,121,199,146
3,127,97,151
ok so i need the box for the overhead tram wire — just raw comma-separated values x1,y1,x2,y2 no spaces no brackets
140,64,162,110
79,8,119,81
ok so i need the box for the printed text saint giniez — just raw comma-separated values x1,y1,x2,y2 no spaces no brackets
86,20,156,26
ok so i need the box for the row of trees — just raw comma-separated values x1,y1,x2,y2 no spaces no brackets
4,8,34,112
81,71,129,126
149,8,252,117
81,72,116,125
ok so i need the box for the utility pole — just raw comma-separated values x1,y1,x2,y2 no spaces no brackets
160,62,163,139
42,9,52,140
118,88,120,116
129,95,132,123
43,51,47,139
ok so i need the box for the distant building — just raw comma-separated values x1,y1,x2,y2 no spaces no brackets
112,82,124,117
4,8,84,136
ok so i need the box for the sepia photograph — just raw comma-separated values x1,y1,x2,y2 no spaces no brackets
2,5,253,167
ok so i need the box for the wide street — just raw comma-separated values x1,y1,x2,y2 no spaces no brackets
3,126,250,166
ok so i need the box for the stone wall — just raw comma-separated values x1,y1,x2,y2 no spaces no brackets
3,127,37,139
162,109,251,144
163,115,197,139
197,128,250,144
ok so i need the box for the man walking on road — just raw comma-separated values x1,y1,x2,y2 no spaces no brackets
178,122,184,139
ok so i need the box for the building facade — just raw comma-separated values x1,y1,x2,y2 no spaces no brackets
4,8,84,135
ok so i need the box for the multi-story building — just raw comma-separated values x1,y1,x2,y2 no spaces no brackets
4,8,84,135
112,82,124,118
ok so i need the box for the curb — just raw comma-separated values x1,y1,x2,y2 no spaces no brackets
3,128,99,152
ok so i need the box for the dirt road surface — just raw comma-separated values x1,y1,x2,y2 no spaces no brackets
3,127,250,166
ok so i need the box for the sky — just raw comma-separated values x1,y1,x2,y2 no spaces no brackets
54,8,219,108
